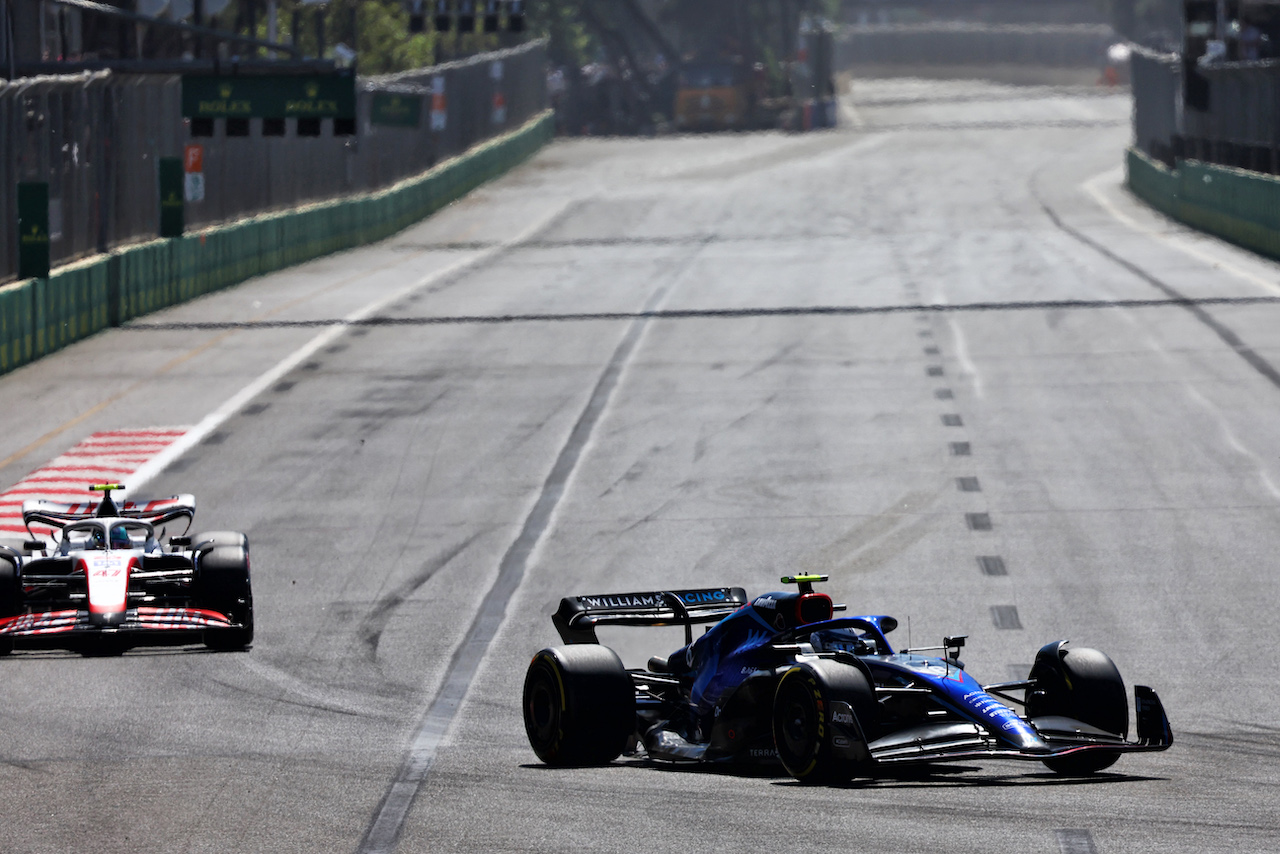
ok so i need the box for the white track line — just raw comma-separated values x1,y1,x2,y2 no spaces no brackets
126,199,575,498
1082,167,1280,297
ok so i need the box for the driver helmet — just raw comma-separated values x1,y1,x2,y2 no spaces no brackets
109,524,132,549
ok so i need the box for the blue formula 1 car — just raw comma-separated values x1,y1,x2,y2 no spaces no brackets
523,575,1172,781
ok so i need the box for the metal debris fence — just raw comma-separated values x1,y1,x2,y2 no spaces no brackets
836,23,1116,69
1130,44,1280,174
1,40,547,284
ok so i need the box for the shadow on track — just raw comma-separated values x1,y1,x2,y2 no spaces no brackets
520,760,1167,788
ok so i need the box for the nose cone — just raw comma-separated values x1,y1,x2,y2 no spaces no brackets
88,610,126,627
1005,724,1051,754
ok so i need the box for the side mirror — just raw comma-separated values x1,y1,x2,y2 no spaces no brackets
169,536,191,548
23,540,46,552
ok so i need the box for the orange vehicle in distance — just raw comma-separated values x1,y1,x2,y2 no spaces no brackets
673,61,751,131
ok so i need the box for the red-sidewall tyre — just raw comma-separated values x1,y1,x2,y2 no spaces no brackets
523,645,634,766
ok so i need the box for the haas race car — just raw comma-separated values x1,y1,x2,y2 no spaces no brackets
0,484,253,655
523,575,1172,781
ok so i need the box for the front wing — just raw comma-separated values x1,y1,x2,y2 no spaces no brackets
0,606,238,638
864,685,1173,767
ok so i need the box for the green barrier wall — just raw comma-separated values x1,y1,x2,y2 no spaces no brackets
0,110,554,377
1126,146,1280,260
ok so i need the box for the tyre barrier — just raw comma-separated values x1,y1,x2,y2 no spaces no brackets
1126,145,1280,260
0,110,554,377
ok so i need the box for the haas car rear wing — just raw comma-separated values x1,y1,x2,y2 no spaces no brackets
22,485,195,532
554,587,748,645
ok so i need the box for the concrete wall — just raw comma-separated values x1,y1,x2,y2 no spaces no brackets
1126,146,1280,260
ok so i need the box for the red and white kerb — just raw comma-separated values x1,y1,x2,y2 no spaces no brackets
0,428,190,537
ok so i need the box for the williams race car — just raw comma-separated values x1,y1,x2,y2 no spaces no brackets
523,575,1171,781
0,484,253,655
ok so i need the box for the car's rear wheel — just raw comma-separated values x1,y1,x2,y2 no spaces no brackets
773,660,877,784
523,645,634,766
1028,643,1127,775
191,531,249,551
196,543,253,651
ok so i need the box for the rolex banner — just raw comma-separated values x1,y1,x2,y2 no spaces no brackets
182,74,356,120
17,183,50,280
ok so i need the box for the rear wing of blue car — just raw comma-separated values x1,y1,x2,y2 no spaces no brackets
553,587,749,645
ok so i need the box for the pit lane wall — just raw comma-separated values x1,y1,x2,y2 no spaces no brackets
0,110,553,376
1126,146,1280,260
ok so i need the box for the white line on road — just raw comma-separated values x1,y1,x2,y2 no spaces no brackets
125,198,577,499
946,314,984,400
1082,167,1280,297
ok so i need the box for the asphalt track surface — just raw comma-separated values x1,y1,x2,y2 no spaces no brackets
2,79,1278,852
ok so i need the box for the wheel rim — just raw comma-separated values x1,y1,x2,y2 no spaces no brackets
776,678,818,765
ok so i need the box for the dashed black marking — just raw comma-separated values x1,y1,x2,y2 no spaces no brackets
243,403,270,416
1056,829,1098,854
965,512,992,531
957,477,981,492
950,441,971,456
934,388,953,399
927,365,944,377
924,346,940,356
977,555,1007,576
202,432,228,445
918,329,933,337
273,381,295,394
942,414,963,427
991,605,1022,629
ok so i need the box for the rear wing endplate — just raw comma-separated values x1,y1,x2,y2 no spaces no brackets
553,587,748,645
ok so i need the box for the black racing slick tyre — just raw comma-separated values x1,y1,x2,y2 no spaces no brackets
196,544,254,651
773,660,878,784
523,645,634,767
1028,643,1127,775
0,555,19,656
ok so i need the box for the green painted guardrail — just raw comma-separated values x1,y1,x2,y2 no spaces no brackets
0,110,554,377
1126,146,1280,260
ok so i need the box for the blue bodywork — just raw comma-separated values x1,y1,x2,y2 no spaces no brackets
671,589,1046,753
540,577,1171,773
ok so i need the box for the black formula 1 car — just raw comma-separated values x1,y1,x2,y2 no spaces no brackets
523,575,1172,781
0,484,253,655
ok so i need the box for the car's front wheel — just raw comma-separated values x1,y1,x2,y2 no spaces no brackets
196,543,254,651
1028,642,1127,775
772,660,877,784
